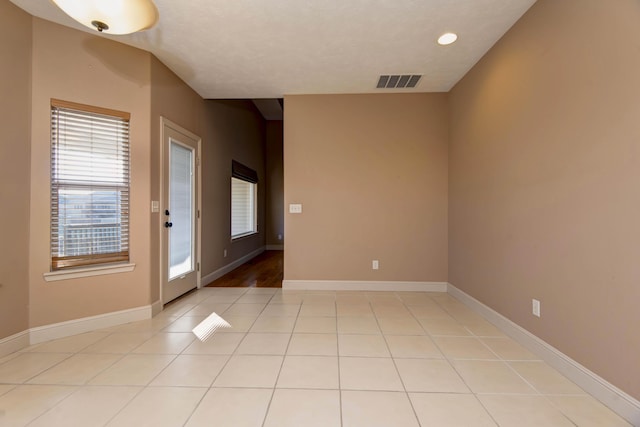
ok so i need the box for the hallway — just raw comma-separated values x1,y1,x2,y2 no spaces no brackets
206,250,283,288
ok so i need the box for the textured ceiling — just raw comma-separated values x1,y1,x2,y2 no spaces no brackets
10,0,536,99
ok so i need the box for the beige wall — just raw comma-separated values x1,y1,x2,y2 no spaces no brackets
149,65,268,289
449,0,640,400
266,121,284,247
0,13,268,330
284,94,448,282
201,100,266,277
28,19,152,326
0,1,31,339
149,56,205,302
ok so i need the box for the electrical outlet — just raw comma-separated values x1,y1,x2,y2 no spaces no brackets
532,299,541,317
289,204,302,214
278,234,282,240
372,260,379,270
223,249,227,258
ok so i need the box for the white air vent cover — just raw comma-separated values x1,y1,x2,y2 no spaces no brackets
377,75,421,89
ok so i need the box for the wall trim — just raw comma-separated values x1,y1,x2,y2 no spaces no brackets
283,280,448,292
43,263,136,282
447,283,640,425
201,246,266,286
0,330,30,358
151,299,163,317
266,245,284,250
29,304,152,345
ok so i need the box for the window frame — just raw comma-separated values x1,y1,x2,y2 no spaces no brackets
50,99,131,271
230,161,258,240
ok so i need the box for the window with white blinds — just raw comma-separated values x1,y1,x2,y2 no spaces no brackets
231,176,257,239
50,99,130,270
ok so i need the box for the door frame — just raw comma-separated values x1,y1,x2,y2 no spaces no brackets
159,117,202,306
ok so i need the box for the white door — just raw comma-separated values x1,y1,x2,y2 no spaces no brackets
161,118,201,304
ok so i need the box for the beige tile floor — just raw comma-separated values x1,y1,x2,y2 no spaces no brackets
0,287,631,426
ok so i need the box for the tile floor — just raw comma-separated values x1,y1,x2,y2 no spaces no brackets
0,287,631,426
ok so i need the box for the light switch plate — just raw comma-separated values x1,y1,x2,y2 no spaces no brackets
151,201,159,213
289,204,302,214
532,299,541,317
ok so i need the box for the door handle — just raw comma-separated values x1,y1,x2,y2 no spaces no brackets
165,210,170,216
164,222,173,228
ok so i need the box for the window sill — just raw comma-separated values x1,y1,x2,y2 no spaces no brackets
231,231,258,241
43,263,136,282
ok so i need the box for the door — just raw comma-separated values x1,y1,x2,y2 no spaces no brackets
161,118,201,304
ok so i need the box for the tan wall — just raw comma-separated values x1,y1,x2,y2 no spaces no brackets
201,100,266,278
28,19,152,326
266,121,284,247
449,0,640,400
149,56,205,302
149,65,268,288
2,12,268,331
0,1,32,339
284,94,448,282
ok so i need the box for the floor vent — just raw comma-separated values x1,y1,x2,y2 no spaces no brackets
377,74,421,89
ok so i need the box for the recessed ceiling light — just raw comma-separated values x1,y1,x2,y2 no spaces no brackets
437,32,458,46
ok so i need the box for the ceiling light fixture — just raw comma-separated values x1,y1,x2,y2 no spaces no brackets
51,0,159,35
437,32,458,46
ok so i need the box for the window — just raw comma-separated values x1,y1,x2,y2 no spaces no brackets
50,99,130,270
231,160,257,239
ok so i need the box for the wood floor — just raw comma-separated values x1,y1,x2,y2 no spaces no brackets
206,250,283,288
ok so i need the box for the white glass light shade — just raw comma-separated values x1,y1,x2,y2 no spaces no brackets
51,0,159,35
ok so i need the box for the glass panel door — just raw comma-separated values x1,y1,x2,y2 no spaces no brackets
169,140,194,279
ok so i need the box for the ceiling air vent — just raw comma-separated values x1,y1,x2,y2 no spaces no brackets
377,74,422,89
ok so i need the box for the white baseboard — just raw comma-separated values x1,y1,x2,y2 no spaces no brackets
151,300,163,317
201,246,266,286
447,283,640,425
266,245,284,250
0,330,30,358
29,305,152,345
283,280,448,292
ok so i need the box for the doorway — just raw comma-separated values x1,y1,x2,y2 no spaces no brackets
160,118,202,304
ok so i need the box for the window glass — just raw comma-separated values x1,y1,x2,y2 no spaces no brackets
231,177,257,238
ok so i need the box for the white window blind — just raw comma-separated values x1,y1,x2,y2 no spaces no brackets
231,177,257,238
50,99,130,270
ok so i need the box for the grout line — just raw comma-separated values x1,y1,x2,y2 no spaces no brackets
498,357,587,426
430,295,527,426
16,353,76,385
335,299,344,427
259,299,301,427
21,384,77,425
181,386,211,427
373,297,422,427
420,294,503,425
90,381,148,427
